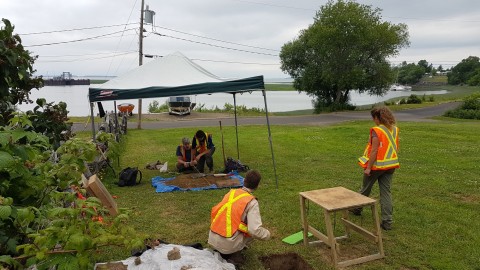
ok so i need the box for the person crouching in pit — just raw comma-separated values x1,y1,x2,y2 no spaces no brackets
176,137,197,172
208,170,271,266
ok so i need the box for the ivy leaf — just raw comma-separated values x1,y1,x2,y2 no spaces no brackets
0,205,12,219
0,151,15,169
0,255,21,269
0,132,11,146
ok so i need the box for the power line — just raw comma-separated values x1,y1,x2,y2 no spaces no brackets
39,50,137,58
154,25,279,52
19,23,138,35
192,58,279,66
37,51,136,63
107,0,140,77
25,28,136,47
154,32,279,57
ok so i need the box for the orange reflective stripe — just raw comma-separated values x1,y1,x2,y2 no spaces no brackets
195,132,209,153
359,126,399,170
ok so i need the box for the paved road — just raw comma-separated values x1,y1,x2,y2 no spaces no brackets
73,102,460,132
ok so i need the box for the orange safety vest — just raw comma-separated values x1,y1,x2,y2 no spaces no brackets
210,189,254,238
358,125,400,170
195,132,211,154
179,145,187,161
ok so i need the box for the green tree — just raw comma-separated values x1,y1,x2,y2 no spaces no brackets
397,63,425,85
447,56,480,85
466,68,480,86
0,19,43,126
417,59,430,73
280,0,409,110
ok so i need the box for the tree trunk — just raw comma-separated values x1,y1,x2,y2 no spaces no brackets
335,89,343,103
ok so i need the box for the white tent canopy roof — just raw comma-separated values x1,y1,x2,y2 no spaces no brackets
96,52,225,90
88,51,264,102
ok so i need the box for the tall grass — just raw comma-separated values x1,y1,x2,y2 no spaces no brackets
81,118,480,269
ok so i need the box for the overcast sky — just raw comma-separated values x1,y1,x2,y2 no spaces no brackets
2,0,480,79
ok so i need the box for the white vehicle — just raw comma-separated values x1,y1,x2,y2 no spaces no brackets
168,96,195,115
389,84,412,91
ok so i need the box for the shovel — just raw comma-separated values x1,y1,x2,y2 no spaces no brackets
191,173,228,179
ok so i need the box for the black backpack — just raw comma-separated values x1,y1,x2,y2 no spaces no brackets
117,167,142,187
223,157,250,173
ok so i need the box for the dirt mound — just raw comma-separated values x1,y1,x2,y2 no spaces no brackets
164,174,240,189
260,253,314,270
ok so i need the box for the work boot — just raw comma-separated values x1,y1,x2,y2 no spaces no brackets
349,208,362,216
381,221,392,231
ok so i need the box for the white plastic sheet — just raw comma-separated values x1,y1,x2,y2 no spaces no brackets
95,244,235,270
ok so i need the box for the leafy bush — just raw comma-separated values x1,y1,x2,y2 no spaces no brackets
313,100,356,113
193,103,265,114
1,19,143,269
406,94,422,104
444,92,480,119
0,19,43,126
148,100,169,113
0,120,143,269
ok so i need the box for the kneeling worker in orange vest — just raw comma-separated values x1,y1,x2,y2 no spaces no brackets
208,170,271,266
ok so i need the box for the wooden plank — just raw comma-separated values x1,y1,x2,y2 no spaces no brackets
299,195,309,246
341,218,377,243
371,204,385,256
324,209,339,264
337,253,384,268
299,187,376,211
307,225,329,245
87,175,118,216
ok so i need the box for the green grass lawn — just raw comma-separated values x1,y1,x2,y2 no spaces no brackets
79,116,480,269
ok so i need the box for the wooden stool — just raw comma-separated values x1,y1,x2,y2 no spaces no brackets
299,186,384,268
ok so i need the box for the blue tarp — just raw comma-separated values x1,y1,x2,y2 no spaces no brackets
151,172,244,193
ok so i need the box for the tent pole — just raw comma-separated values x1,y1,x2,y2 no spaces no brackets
90,102,96,142
233,93,239,160
137,0,145,129
262,90,278,189
114,101,118,136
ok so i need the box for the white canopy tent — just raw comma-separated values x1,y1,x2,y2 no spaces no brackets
88,52,278,187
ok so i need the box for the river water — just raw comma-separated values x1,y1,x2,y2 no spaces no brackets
16,85,448,116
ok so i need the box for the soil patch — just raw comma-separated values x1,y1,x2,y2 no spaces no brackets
164,174,240,189
260,253,314,270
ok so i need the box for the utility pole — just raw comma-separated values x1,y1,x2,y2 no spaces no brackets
137,0,145,129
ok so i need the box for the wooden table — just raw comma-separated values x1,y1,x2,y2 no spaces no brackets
299,186,384,268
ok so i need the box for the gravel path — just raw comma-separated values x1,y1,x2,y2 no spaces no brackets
72,102,461,132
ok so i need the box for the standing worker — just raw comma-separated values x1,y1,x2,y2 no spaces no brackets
176,137,197,172
191,130,215,173
354,106,399,231
208,170,271,266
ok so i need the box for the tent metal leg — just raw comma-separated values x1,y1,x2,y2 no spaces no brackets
114,101,118,135
90,102,96,142
233,93,240,160
262,90,278,189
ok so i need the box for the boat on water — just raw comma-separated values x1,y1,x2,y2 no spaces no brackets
117,103,135,116
43,72,90,86
389,84,412,91
168,96,196,116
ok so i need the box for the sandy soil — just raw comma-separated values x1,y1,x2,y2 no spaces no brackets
163,174,240,189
